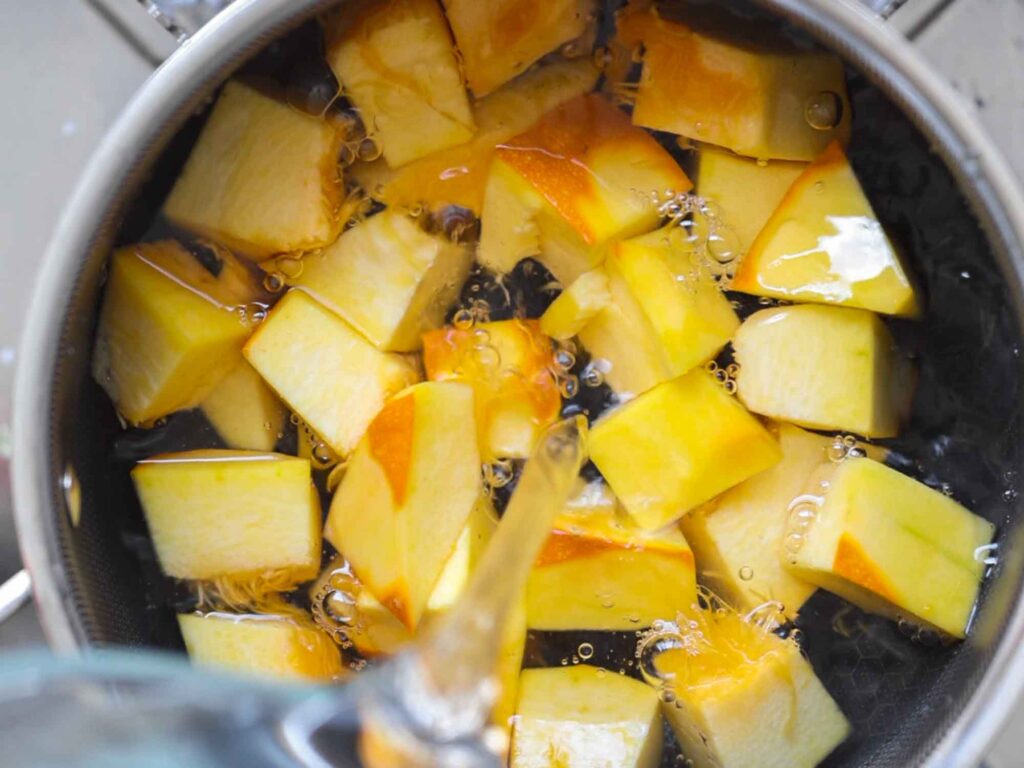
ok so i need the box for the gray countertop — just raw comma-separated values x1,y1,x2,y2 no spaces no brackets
0,0,1021,763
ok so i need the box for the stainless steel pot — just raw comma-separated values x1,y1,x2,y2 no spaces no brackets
9,0,1024,766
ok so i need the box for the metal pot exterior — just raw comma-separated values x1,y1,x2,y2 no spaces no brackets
12,1,1024,765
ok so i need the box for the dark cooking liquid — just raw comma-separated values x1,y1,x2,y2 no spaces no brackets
89,4,1021,767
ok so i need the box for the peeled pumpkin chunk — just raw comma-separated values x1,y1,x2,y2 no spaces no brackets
732,141,920,317
201,359,287,452
312,496,494,656
786,457,994,638
578,226,739,395
527,486,697,631
733,304,914,438
244,290,420,456
616,4,851,161
324,381,481,630
590,369,781,530
325,0,475,168
92,241,260,426
680,424,866,619
178,613,341,681
694,148,806,260
163,80,344,259
289,210,472,352
350,58,599,214
478,93,692,283
132,450,321,583
652,607,849,768
422,319,560,459
441,0,596,97
540,268,611,341
511,665,663,768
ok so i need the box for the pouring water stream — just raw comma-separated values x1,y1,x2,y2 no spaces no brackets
282,416,587,767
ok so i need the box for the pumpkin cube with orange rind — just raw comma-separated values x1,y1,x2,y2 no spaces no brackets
289,210,472,352
324,381,481,630
325,0,475,168
92,240,261,426
786,457,994,638
442,0,596,96
653,607,849,768
164,80,344,259
479,94,691,283
423,319,560,459
590,370,781,530
617,5,851,162
527,491,698,631
244,290,420,457
732,141,920,317
178,613,341,682
312,494,495,657
350,58,600,214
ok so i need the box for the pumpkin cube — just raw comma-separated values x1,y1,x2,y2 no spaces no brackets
442,0,596,96
679,424,832,618
164,80,344,259
324,382,481,629
132,450,320,583
512,665,663,768
579,226,739,395
423,319,561,459
539,269,611,341
732,141,920,316
92,241,260,426
733,304,914,438
590,370,781,529
325,0,475,167
479,94,691,283
786,457,994,638
201,359,287,452
350,58,599,214
244,290,420,456
654,608,849,768
617,6,851,161
527,494,698,630
178,612,341,681
290,211,471,352
694,148,806,259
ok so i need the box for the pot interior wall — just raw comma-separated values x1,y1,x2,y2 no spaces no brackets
35,3,1024,767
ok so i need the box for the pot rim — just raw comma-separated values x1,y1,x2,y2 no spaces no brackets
12,1,1024,765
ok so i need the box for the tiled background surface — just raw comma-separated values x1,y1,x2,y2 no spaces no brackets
0,0,1021,763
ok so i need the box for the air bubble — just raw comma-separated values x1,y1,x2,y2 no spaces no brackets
355,135,382,162
559,375,580,399
974,543,999,567
578,642,595,661
277,256,304,279
739,566,754,581
312,442,336,469
483,460,514,489
452,308,475,330
581,365,604,388
263,272,285,293
805,91,844,131
554,349,576,371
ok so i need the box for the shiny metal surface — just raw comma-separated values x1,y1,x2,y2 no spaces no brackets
8,0,1024,765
